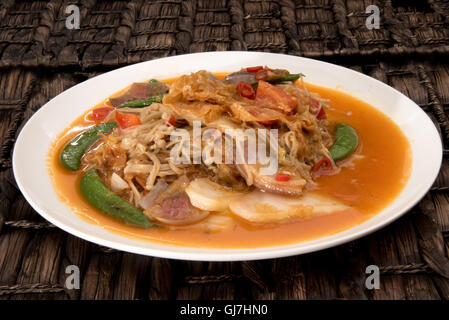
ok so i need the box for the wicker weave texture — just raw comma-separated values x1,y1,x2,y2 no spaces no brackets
0,0,448,300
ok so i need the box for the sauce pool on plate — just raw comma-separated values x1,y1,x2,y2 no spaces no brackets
48,75,411,249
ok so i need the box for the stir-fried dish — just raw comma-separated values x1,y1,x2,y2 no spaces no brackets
49,66,411,248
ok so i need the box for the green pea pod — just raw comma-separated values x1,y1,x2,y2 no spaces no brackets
60,122,117,171
330,123,358,161
80,168,152,228
117,94,164,108
269,73,303,83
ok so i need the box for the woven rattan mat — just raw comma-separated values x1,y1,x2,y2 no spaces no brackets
0,0,449,300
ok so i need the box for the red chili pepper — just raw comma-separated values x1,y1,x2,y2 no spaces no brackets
167,114,176,126
92,107,113,121
312,157,333,173
246,66,264,73
116,112,141,130
258,120,278,125
275,174,291,182
317,106,327,120
237,81,256,99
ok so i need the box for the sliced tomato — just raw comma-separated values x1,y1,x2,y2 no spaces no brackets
116,112,141,129
317,106,327,120
255,80,297,113
167,114,176,126
275,174,291,181
310,98,327,120
92,107,113,121
246,66,264,73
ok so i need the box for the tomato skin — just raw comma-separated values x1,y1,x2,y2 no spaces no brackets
317,106,327,120
258,120,278,125
246,66,264,73
310,98,326,120
115,112,141,129
92,107,113,121
237,81,256,99
275,174,291,181
255,80,297,112
167,114,176,126
311,98,320,109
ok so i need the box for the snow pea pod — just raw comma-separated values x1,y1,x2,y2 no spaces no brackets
329,123,358,161
80,168,152,228
60,122,117,171
269,73,303,83
117,94,164,108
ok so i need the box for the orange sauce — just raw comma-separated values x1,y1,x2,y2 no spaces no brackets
48,77,411,248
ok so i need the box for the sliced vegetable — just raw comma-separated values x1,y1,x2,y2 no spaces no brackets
229,102,284,123
138,180,168,210
92,107,113,121
312,156,333,173
185,178,243,212
236,162,306,196
255,80,297,113
258,120,278,125
255,68,301,83
255,68,269,81
236,81,255,99
116,112,141,129
229,190,349,223
167,114,176,126
316,106,327,120
80,168,152,228
60,122,117,171
117,94,163,108
275,174,291,182
196,214,233,233
110,172,129,192
224,68,302,86
329,123,358,161
269,73,302,83
246,66,264,73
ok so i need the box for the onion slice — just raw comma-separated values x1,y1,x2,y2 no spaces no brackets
185,178,243,211
138,180,168,209
110,173,129,192
196,214,233,233
229,190,349,223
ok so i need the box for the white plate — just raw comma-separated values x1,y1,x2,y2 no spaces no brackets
13,52,442,261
